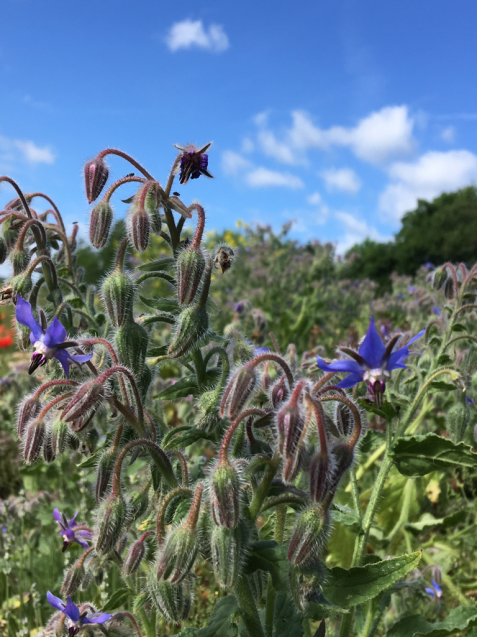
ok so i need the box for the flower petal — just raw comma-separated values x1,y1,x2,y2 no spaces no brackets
54,350,70,377
47,591,65,612
67,352,93,364
64,596,80,623
53,508,62,524
387,329,425,371
76,537,90,549
358,317,386,369
336,373,364,389
44,317,67,347
15,296,43,341
68,511,79,528
83,612,113,625
76,529,93,539
425,587,436,598
317,356,364,376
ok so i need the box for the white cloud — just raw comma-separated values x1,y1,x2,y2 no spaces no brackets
322,168,361,194
222,150,251,175
250,105,415,166
307,192,322,205
441,126,455,143
380,149,477,220
245,167,304,189
165,20,229,52
0,134,55,166
334,211,390,254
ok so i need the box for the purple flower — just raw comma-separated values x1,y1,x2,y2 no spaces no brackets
433,306,442,316
425,578,443,600
408,285,417,294
316,317,424,407
47,591,111,635
174,142,213,184
15,296,92,377
53,508,92,551
255,347,270,356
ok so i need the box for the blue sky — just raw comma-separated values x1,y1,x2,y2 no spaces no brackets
1,0,477,268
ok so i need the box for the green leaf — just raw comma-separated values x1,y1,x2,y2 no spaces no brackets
387,606,477,636
451,322,467,333
147,345,168,357
137,257,175,272
391,433,477,477
406,510,466,532
321,551,421,609
304,593,348,621
332,503,362,534
162,427,215,451
357,398,397,420
155,375,198,400
273,593,304,637
140,295,180,314
195,595,239,637
101,587,133,612
243,541,288,592
428,381,457,393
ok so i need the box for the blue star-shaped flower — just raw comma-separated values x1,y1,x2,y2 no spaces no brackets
47,591,112,635
174,142,213,184
15,296,92,377
316,317,424,406
425,578,443,600
53,508,92,552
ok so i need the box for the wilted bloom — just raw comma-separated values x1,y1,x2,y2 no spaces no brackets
53,508,92,551
316,317,424,407
174,142,213,184
425,578,443,600
15,296,92,377
47,591,111,635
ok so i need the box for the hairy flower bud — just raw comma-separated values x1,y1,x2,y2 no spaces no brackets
432,266,447,290
176,247,206,306
22,417,45,464
444,276,455,300
115,321,149,376
148,574,192,623
129,481,150,521
270,374,290,409
0,236,8,264
102,270,135,327
336,403,354,437
90,201,113,248
11,273,33,300
288,506,329,567
95,493,128,555
10,248,31,276
43,428,56,463
123,537,147,576
448,403,470,443
220,365,257,419
167,305,209,359
84,156,109,204
210,461,241,528
277,389,306,459
211,525,242,588
309,451,331,503
61,561,85,596
156,526,198,584
289,561,327,611
3,216,19,250
51,418,69,456
128,207,150,252
62,380,105,423
95,448,117,502
17,395,42,438
329,443,354,491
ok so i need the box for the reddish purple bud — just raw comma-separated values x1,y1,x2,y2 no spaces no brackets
61,560,86,596
128,207,151,252
95,493,129,555
276,384,306,459
95,448,117,502
329,443,354,491
89,201,114,248
288,506,329,567
123,537,147,576
220,365,257,419
17,395,42,438
84,156,109,204
22,417,45,464
62,380,105,423
269,374,290,409
176,247,206,306
335,403,354,437
309,451,331,503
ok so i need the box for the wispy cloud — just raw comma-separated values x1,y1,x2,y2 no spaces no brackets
165,20,229,53
334,211,390,254
441,126,455,143
379,149,477,220
245,167,304,189
0,134,55,167
252,105,415,166
322,168,361,194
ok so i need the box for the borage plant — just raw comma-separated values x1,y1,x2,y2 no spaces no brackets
2,142,477,637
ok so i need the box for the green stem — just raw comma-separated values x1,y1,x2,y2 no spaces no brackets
192,348,206,391
386,478,414,542
234,575,265,637
248,454,281,520
350,467,362,524
265,505,286,637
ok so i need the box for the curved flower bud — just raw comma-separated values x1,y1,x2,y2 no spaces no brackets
288,506,329,567
0,236,8,264
209,460,241,528
128,207,150,252
22,417,45,464
167,305,209,359
114,321,149,376
211,525,242,588
84,156,109,204
220,364,257,419
89,201,113,248
123,534,151,576
102,270,135,327
176,246,206,306
95,493,129,555
17,394,42,438
148,574,193,623
62,379,105,423
276,380,307,459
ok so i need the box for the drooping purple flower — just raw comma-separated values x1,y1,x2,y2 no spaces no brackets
433,306,442,317
174,142,213,184
316,317,425,407
15,296,92,377
425,578,443,600
47,591,112,635
53,508,93,551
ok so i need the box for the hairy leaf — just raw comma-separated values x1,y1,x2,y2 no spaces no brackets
391,433,477,476
101,587,133,612
387,606,477,636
